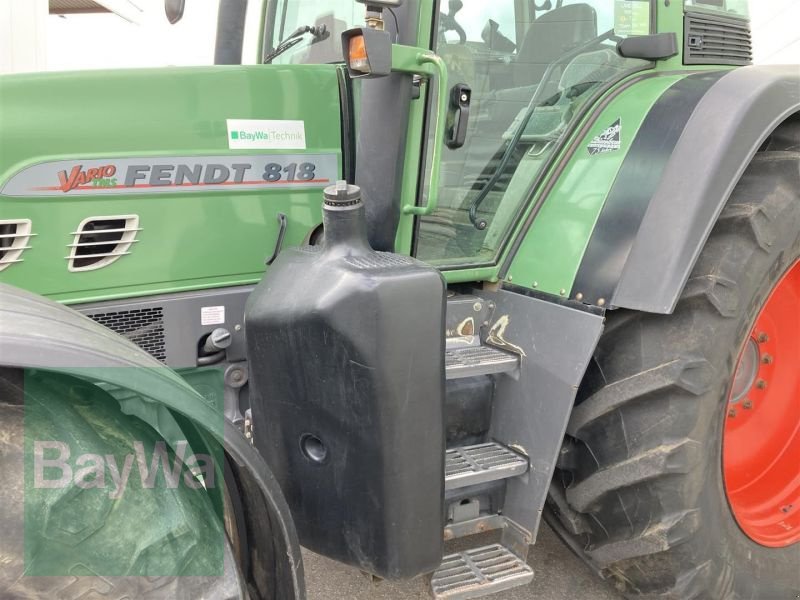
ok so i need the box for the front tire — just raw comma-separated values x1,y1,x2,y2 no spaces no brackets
547,150,800,598
0,368,244,599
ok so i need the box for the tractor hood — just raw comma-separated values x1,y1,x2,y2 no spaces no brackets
0,64,343,304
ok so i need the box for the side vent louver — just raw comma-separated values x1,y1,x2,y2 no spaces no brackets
0,219,35,272
67,215,140,272
684,12,752,66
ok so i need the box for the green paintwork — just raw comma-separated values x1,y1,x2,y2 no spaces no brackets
0,65,342,304
0,0,742,308
394,0,438,254
656,0,685,70
390,45,449,217
502,73,688,296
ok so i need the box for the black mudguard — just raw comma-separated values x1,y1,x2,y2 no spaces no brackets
613,65,800,313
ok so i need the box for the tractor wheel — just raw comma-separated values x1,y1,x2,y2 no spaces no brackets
0,368,245,599
547,149,800,599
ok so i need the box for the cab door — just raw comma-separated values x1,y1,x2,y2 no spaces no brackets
413,0,653,280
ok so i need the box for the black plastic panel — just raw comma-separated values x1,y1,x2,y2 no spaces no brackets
245,194,446,579
684,11,752,66
445,376,494,447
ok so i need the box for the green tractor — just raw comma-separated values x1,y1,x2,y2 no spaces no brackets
1,0,798,598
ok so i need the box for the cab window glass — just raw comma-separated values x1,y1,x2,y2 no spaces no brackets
441,3,516,44
416,0,652,266
267,0,362,64
563,0,616,32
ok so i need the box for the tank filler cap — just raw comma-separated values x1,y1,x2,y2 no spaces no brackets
324,180,362,208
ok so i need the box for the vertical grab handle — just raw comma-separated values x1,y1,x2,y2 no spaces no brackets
402,52,449,217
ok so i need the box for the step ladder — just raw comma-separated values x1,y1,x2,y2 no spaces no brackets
445,345,519,380
435,441,533,599
432,297,533,599
431,543,533,600
444,345,519,379
445,442,528,491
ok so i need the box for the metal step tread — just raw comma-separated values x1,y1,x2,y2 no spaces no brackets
431,544,534,600
445,345,519,379
445,442,528,490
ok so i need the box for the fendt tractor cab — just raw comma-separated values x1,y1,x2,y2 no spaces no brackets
1,0,798,598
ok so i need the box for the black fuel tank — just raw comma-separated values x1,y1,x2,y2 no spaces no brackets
245,182,446,579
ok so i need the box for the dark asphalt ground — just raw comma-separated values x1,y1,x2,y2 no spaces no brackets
305,523,625,600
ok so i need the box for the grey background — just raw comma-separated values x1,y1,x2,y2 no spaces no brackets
305,524,624,600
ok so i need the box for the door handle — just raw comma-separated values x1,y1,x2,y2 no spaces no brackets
447,84,471,150
396,50,449,217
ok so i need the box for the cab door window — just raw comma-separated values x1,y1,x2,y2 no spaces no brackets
416,0,652,266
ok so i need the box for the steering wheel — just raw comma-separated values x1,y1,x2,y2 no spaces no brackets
439,12,467,44
439,0,467,44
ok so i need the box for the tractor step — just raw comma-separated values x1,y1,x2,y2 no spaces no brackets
445,345,519,380
431,544,534,600
445,442,529,490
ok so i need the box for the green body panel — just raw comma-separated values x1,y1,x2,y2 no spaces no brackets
394,0,438,255
0,0,736,306
0,65,342,304
501,73,687,296
657,0,685,70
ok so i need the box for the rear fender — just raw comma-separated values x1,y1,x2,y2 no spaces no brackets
612,65,800,313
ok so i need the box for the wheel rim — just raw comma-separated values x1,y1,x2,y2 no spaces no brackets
724,259,800,548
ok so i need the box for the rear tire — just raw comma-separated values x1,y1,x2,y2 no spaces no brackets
547,151,800,599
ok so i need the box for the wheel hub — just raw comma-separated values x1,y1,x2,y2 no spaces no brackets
723,260,800,548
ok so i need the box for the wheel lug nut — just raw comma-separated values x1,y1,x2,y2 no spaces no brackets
762,354,773,365
743,400,753,409
756,379,767,390
728,409,737,418
757,332,769,343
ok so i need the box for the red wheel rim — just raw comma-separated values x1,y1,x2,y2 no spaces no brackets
723,259,800,548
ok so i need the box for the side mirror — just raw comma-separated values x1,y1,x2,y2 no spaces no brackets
164,0,185,24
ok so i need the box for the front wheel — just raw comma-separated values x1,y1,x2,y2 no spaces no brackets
0,368,245,599
547,150,800,598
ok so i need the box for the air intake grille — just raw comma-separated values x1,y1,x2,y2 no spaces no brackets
88,307,166,362
684,12,752,66
0,219,36,271
67,215,140,272
0,219,35,272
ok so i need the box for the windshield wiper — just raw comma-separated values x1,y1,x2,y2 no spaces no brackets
264,24,329,64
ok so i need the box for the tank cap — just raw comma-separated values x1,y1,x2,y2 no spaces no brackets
324,180,362,207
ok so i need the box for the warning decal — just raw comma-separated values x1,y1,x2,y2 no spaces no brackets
587,119,622,155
